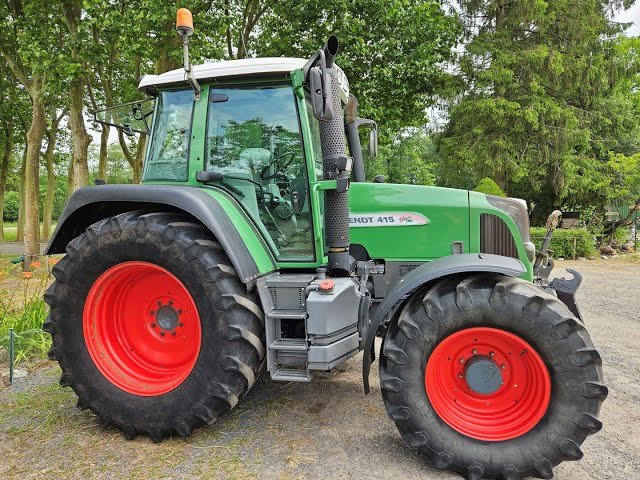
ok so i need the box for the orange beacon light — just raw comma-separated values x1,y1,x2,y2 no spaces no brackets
176,8,194,36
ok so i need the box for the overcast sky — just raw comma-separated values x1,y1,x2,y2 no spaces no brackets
614,3,640,35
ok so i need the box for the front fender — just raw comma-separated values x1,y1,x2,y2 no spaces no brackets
46,185,276,284
362,253,526,393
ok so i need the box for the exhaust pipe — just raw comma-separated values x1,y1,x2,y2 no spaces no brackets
316,36,352,275
323,35,339,68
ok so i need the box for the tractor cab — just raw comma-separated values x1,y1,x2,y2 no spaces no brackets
96,53,370,266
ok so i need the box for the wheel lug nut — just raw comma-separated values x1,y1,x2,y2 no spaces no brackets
458,373,463,379
168,300,173,305
178,309,183,314
501,364,506,369
150,310,155,315
150,322,156,328
157,301,162,306
472,349,477,354
171,331,176,336
178,322,184,327
489,351,495,357
459,358,465,364
160,331,165,336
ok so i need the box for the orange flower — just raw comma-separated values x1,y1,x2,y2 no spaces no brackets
48,258,59,266
22,271,33,279
31,261,42,269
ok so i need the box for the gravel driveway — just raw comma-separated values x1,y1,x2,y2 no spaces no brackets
1,259,638,479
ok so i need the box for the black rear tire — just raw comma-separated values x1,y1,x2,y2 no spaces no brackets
44,211,265,441
379,273,607,480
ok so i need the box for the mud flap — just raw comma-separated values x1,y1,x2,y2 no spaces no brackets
550,268,584,322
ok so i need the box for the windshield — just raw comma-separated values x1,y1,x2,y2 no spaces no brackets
143,90,194,182
206,84,314,261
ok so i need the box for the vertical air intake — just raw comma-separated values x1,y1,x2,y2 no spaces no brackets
318,38,352,275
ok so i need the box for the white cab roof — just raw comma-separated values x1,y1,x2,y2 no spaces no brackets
138,57,307,92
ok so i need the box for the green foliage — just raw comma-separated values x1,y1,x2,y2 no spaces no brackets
253,0,461,139
474,178,506,197
606,152,640,207
530,227,596,258
3,190,19,222
367,131,437,185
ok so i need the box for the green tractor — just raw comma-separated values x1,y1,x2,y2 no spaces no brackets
44,9,606,479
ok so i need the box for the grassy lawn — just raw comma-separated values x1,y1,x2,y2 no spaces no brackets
1,222,56,242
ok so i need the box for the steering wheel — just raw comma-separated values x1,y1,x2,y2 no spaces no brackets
260,151,296,181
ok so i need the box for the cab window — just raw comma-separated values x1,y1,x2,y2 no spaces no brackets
143,90,193,181
205,84,314,261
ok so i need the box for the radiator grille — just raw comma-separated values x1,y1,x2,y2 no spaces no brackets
480,214,518,258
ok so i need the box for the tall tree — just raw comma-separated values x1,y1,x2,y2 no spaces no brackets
253,0,461,138
59,0,92,192
437,0,639,221
42,107,66,239
0,0,61,259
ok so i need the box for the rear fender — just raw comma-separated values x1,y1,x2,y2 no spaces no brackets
46,185,276,284
362,253,526,393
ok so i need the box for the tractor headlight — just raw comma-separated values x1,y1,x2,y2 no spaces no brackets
523,241,536,262
486,195,531,245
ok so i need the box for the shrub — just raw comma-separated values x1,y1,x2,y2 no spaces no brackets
530,227,596,258
474,177,506,197
3,191,19,222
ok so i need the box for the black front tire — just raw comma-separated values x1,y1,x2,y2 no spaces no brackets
379,273,607,480
44,211,265,441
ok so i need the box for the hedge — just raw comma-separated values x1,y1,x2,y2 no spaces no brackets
3,191,19,222
530,227,596,258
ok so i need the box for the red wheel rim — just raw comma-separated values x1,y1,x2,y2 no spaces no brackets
425,327,550,441
83,261,201,396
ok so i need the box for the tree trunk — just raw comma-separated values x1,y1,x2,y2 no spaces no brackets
0,125,13,242
43,122,59,240
69,76,92,192
134,134,147,183
16,146,26,242
117,130,146,183
98,123,109,180
43,151,55,240
24,98,45,262
155,28,181,74
67,154,74,199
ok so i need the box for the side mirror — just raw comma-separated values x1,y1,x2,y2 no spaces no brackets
355,118,378,158
303,38,339,122
309,61,334,121
368,128,378,158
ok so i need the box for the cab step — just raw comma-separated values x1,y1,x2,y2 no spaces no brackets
271,368,313,382
270,339,308,351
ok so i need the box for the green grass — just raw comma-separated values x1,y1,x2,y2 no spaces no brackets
3,222,17,242
1,222,57,242
0,263,51,364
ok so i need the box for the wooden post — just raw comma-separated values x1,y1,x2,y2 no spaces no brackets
573,237,577,260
